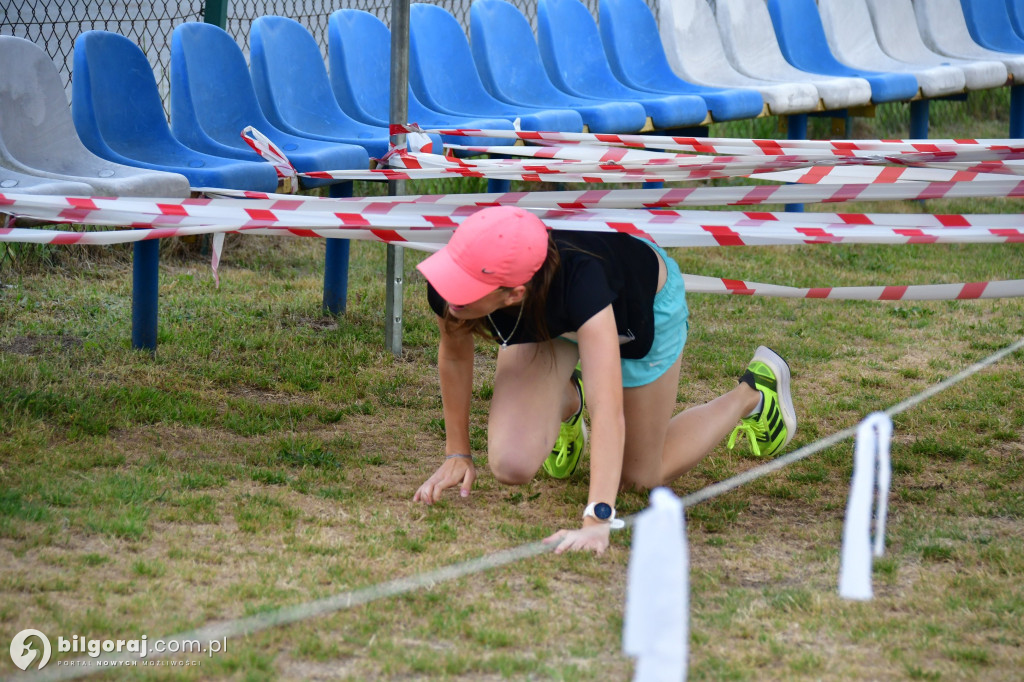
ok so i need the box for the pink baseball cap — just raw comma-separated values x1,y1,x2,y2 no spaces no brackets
417,206,550,306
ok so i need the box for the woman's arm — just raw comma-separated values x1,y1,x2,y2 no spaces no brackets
414,317,478,504
546,304,626,553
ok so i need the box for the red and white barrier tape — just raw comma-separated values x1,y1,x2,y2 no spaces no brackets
682,275,1024,300
391,124,1024,157
2,193,1022,300
204,173,1024,205
2,194,1022,244
230,124,1024,183
241,126,298,188
3,129,1021,301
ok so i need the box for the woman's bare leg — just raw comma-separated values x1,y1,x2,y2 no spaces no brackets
487,340,580,485
621,354,761,488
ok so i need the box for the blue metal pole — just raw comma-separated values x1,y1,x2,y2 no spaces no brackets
909,99,930,140
1011,85,1024,139
785,113,808,213
487,178,511,193
131,239,159,352
323,181,352,316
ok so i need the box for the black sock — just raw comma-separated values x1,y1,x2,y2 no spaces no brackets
738,369,758,391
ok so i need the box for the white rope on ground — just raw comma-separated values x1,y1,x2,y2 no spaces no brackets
9,336,1023,682
678,335,1024,508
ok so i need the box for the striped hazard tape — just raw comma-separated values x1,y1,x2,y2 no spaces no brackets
2,130,1021,302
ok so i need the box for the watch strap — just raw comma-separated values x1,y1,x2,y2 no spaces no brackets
582,502,625,529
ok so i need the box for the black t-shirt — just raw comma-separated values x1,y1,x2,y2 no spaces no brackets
427,231,661,359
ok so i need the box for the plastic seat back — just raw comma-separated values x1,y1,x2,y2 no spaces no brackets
599,0,766,119
328,9,517,149
1011,0,1024,39
470,0,648,132
72,30,279,191
959,0,1024,52
72,31,183,162
713,0,873,110
250,16,391,158
864,0,1007,90
170,22,368,182
409,2,583,131
171,22,288,160
535,0,713,127
765,0,918,101
0,35,189,197
327,9,394,127
766,0,865,74
328,9,448,128
537,0,634,98
817,0,965,97
912,0,1024,78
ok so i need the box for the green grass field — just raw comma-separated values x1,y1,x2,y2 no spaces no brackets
1,90,1022,681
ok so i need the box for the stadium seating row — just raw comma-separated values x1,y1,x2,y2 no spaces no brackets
2,0,1022,352
4,0,1024,199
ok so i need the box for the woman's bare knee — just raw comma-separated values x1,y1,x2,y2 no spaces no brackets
620,468,662,491
488,454,537,485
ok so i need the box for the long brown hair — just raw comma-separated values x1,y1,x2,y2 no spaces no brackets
442,233,561,346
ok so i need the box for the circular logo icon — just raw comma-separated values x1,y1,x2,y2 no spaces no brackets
10,629,51,670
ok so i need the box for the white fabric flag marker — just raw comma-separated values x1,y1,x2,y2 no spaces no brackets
211,231,226,288
623,487,688,682
838,412,894,600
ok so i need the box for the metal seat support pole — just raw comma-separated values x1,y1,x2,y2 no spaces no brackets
910,99,930,139
131,240,159,352
785,113,808,213
386,0,411,356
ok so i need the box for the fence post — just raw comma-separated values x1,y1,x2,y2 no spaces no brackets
203,0,228,28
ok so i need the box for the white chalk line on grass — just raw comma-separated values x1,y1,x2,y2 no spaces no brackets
10,336,1024,682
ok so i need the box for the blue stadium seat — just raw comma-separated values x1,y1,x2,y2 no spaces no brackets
959,0,1024,53
250,16,441,160
1010,0,1024,39
595,0,767,121
408,3,584,132
327,9,516,150
72,31,278,192
765,0,919,103
470,0,649,133
0,35,189,197
534,0,711,128
170,21,369,189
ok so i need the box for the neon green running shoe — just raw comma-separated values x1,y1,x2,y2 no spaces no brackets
727,346,796,457
543,368,587,478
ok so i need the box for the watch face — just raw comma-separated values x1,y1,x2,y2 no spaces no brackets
594,502,613,520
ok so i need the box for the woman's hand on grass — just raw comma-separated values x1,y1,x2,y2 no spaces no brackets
413,456,476,504
543,522,611,555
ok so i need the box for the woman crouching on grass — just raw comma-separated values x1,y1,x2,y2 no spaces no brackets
412,206,796,554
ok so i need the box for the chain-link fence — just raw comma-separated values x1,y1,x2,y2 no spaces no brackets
1,0,656,104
